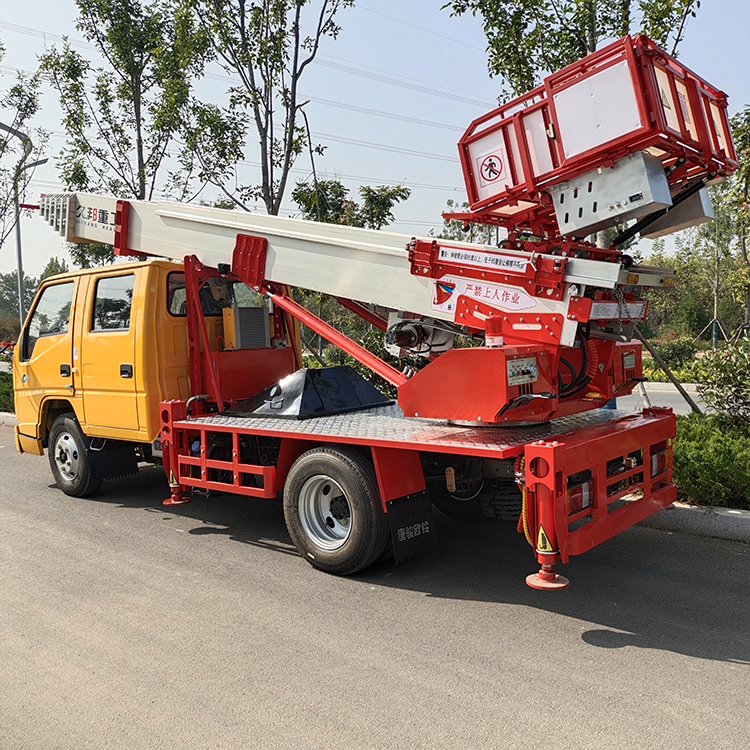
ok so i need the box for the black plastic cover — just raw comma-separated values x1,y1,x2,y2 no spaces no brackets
229,365,392,420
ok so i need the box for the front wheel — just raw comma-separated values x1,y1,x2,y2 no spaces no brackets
48,414,102,497
283,447,389,575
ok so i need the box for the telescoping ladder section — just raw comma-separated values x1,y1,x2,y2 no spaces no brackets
38,192,667,349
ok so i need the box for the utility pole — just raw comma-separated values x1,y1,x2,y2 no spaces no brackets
0,122,47,324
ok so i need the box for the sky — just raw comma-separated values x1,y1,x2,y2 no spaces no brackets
0,0,748,277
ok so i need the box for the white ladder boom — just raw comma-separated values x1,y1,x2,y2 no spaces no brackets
38,192,639,340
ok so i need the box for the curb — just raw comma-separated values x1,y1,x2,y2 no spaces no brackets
0,411,18,427
642,382,698,393
638,502,750,544
2,411,747,544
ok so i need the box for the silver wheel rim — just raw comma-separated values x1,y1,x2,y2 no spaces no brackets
298,475,352,551
54,431,81,482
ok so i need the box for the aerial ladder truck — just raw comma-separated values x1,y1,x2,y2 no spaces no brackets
14,35,737,588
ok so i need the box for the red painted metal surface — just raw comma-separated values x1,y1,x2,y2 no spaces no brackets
398,345,557,424
371,447,426,510
267,287,407,388
215,348,296,404
456,34,737,236
524,407,676,569
184,255,225,410
113,199,145,258
231,234,268,291
336,297,388,332
408,238,569,303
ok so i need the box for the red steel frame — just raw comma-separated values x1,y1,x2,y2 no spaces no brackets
156,236,676,585
524,408,675,569
455,34,737,236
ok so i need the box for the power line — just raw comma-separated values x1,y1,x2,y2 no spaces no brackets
313,57,493,108
311,130,458,162
356,3,486,53
0,19,494,109
0,20,97,51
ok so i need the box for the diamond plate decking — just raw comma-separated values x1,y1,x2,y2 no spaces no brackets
179,405,631,458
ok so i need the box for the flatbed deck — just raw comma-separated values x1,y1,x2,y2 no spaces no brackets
180,405,649,458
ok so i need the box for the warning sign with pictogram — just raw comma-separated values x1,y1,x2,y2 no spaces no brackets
475,147,508,188
537,525,554,553
480,155,503,182
169,469,178,485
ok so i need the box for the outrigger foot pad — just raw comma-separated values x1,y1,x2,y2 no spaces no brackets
526,567,570,590
164,489,191,506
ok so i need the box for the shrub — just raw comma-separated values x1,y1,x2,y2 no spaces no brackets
642,357,704,384
672,414,750,509
697,343,750,422
652,336,698,369
0,372,13,413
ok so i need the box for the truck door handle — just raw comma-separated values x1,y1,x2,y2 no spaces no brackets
120,364,133,378
60,364,71,377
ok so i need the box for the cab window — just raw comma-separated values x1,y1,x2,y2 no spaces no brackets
167,272,234,317
92,274,135,331
21,281,75,361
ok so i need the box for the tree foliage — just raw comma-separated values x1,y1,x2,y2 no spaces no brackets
40,0,210,201
185,0,354,215
39,257,70,280
0,269,38,323
292,179,410,229
444,0,700,97
0,40,46,250
697,344,750,423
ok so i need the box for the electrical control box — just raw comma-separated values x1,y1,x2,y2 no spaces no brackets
546,151,672,237
506,356,539,386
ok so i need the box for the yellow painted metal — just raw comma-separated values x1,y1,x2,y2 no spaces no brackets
222,307,238,350
13,276,81,441
13,259,199,447
14,426,44,455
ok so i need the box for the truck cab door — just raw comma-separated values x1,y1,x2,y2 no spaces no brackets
14,278,79,443
80,270,140,432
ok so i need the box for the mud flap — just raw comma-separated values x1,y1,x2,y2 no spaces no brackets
88,441,139,481
387,490,437,565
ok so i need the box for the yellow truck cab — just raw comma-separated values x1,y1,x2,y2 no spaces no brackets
13,258,231,494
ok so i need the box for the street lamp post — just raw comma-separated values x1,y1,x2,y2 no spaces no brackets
0,122,47,325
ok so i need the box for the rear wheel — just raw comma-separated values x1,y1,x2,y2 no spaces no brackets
283,447,389,575
48,414,102,497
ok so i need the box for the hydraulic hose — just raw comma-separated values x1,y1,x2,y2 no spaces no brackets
515,455,533,546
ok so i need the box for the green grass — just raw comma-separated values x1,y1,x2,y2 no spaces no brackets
0,371,13,413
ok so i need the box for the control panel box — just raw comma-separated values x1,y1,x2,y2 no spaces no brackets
506,356,540,386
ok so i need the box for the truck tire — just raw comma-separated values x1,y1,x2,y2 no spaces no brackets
48,414,103,498
283,447,389,575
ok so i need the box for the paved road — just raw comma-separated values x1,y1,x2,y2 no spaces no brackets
614,387,706,416
1,428,749,749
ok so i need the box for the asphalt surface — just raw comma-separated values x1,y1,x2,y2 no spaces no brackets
2,427,749,750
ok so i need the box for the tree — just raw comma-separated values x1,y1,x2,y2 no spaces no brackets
0,270,38,320
292,179,411,229
444,0,700,98
289,177,411,362
186,0,354,215
0,41,46,250
726,106,750,329
39,257,70,280
41,0,209,202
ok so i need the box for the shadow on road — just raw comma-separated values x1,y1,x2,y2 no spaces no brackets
88,464,750,666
